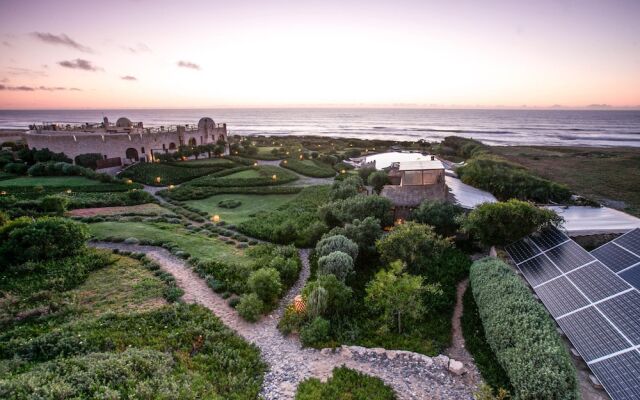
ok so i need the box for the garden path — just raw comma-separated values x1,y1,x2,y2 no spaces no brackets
256,159,335,186
90,241,477,399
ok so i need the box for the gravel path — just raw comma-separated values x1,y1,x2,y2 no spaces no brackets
90,242,477,399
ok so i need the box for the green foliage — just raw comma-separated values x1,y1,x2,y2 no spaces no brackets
248,267,283,305
246,243,301,287
320,194,393,227
365,261,441,334
236,293,264,322
3,162,27,175
330,175,363,200
457,154,572,203
307,286,328,319
470,257,578,399
26,162,123,186
317,251,354,282
186,165,298,187
461,199,562,246
410,199,464,236
18,147,71,165
437,136,487,159
326,216,382,255
218,198,242,208
367,170,389,194
302,274,353,318
119,162,231,185
0,217,88,266
162,184,302,201
376,222,451,275
74,153,103,170
40,195,69,215
357,166,377,182
300,317,330,347
280,159,336,178
296,367,396,400
316,234,359,260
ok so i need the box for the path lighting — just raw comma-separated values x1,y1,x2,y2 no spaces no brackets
293,295,306,313
169,185,175,190
155,176,161,184
283,160,288,165
272,174,277,181
286,151,290,155
395,218,404,225
253,162,258,167
340,169,346,174
299,154,303,160
298,148,301,152
65,189,72,194
211,215,220,223
0,191,6,196
126,179,133,185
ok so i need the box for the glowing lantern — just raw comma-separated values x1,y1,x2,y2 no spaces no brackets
395,218,404,225
286,151,290,155
283,160,288,165
211,215,220,223
253,162,258,167
299,154,303,160
298,148,301,152
181,156,187,161
126,179,133,185
169,184,175,190
155,176,161,184
340,169,346,174
65,189,72,194
293,295,306,313
272,174,277,181
0,191,7,196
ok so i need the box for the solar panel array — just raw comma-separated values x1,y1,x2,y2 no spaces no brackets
505,227,640,400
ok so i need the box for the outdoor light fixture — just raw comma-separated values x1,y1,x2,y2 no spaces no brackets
272,174,277,181
169,185,175,190
253,162,258,166
293,295,306,313
341,169,346,174
212,215,220,223
299,155,303,160
155,176,161,183
65,189,72,194
283,160,288,164
126,179,133,184
0,191,6,195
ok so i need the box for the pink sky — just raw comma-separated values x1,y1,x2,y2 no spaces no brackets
1,0,639,109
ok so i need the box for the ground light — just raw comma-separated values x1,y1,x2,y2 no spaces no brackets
65,189,72,194
272,174,277,181
168,185,175,190
293,295,306,313
155,177,161,184
211,215,220,223
126,179,133,185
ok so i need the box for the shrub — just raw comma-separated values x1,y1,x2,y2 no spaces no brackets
3,162,28,175
376,222,451,276
320,194,392,227
330,175,363,200
218,199,242,208
461,199,561,246
300,317,330,347
0,217,88,266
280,159,336,178
357,166,377,182
307,285,328,319
74,153,103,170
302,274,353,317
236,293,264,322
315,234,359,260
248,267,282,305
470,257,578,399
367,171,389,194
410,199,464,236
296,367,396,400
317,251,354,282
326,216,382,255
40,195,69,215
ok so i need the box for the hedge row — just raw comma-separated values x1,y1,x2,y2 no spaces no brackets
469,257,578,399
279,159,336,178
159,185,303,201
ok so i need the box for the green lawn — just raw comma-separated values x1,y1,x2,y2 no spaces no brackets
226,169,263,179
280,158,336,178
119,162,232,186
185,193,299,224
0,176,113,187
87,221,251,266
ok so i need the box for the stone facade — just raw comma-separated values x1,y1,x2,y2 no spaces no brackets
24,117,227,164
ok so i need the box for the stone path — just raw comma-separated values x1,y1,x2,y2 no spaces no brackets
90,242,477,399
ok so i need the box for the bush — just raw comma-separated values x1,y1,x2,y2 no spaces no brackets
300,316,330,347
470,257,578,399
236,293,264,322
3,162,28,175
461,199,561,246
410,199,464,237
326,216,382,255
367,171,389,194
357,166,377,182
317,251,354,282
248,267,282,305
296,367,396,400
74,153,103,170
302,274,353,317
376,222,451,276
40,195,69,215
315,234,359,260
0,217,88,266
218,199,242,208
330,175,363,200
320,194,392,227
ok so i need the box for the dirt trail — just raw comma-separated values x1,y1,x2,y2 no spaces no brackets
91,242,477,399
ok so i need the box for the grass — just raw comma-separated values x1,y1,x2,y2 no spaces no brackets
119,162,233,186
0,250,265,399
67,203,173,217
492,146,640,216
296,367,396,400
280,159,336,178
187,165,298,187
87,221,251,266
170,158,236,168
185,193,299,224
0,176,114,187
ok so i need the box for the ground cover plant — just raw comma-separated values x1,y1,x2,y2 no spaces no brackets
0,175,129,190
469,257,578,399
185,192,299,224
238,185,332,247
67,203,173,218
186,165,298,187
280,158,336,178
295,367,396,400
119,161,234,185
160,184,303,201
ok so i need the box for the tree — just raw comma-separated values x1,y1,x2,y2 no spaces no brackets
320,194,393,227
317,251,354,282
41,195,70,215
410,200,464,237
302,274,352,317
330,175,363,200
367,171,389,194
248,267,282,305
461,199,562,246
376,222,451,275
365,261,441,334
236,293,264,322
74,153,103,169
315,235,359,261
327,217,382,255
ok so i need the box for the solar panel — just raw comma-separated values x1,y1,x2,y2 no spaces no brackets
589,350,640,400
592,243,640,273
620,265,640,290
567,262,631,302
505,238,540,264
597,290,640,345
535,277,590,317
546,241,596,273
557,307,631,362
615,228,640,255
529,226,569,251
518,254,561,287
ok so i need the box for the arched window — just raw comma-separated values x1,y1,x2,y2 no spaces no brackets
125,148,139,161
169,142,176,150
188,138,197,146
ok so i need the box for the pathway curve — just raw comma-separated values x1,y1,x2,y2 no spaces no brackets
90,242,477,399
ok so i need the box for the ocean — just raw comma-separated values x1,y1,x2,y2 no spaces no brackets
1,108,639,147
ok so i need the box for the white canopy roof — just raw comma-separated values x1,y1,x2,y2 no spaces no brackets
399,159,445,171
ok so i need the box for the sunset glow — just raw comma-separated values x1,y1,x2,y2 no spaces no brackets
1,0,639,109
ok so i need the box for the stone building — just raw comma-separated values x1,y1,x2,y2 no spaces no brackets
24,116,227,166
380,157,447,222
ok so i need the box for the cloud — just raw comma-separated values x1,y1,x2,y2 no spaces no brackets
2,41,10,47
0,84,81,92
177,60,201,70
5,67,48,77
1,78,8,83
121,43,151,54
58,59,101,71
121,75,137,81
31,32,92,52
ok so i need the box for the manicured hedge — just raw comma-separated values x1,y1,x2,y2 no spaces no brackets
119,162,230,185
280,159,336,178
187,165,298,188
469,257,578,400
160,185,303,201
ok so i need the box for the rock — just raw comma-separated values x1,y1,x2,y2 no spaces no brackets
320,348,332,356
123,237,140,245
386,350,397,360
589,374,603,390
339,346,352,358
434,354,450,367
448,359,465,375
370,347,385,355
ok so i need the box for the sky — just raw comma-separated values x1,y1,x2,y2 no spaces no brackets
0,0,639,109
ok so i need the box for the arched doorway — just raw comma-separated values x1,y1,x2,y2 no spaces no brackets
188,138,197,146
169,142,176,150
125,147,139,161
